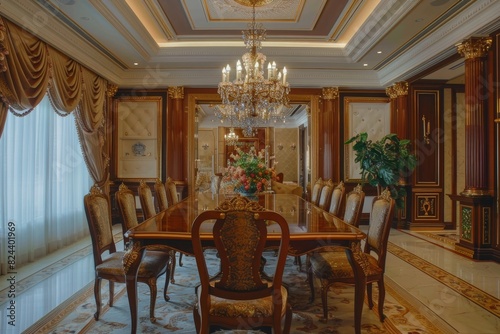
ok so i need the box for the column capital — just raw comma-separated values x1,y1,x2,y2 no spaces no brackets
106,84,118,97
457,36,492,59
322,87,338,100
168,86,184,99
394,81,408,96
385,86,397,99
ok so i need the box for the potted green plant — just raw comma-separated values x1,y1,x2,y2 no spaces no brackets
345,132,417,209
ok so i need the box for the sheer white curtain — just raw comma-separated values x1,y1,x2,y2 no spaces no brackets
0,96,92,275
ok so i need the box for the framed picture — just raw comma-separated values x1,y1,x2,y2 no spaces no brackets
344,97,391,182
114,96,162,179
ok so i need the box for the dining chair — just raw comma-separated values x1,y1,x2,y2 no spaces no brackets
342,184,365,227
154,179,182,284
317,179,334,210
191,195,293,334
310,177,324,206
165,177,179,206
116,182,177,286
307,188,395,334
84,184,171,323
328,181,345,216
137,180,156,220
154,178,169,212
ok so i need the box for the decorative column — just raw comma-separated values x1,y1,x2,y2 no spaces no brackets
167,86,186,194
320,87,339,181
453,36,493,259
457,37,492,196
386,82,410,227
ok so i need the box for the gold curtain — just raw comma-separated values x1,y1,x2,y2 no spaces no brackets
0,16,110,185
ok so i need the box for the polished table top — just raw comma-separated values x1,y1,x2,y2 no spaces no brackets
126,192,366,255
123,192,366,334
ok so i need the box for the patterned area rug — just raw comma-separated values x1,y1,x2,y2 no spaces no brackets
26,249,441,334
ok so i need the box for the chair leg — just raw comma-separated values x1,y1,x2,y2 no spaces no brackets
108,280,114,306
377,279,386,322
147,279,158,323
367,282,374,309
178,252,184,266
164,257,171,302
307,268,315,303
283,303,293,333
169,251,177,284
320,285,329,321
93,278,102,320
353,277,366,334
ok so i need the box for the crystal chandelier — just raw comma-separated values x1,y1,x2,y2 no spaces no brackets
217,1,290,136
224,127,239,146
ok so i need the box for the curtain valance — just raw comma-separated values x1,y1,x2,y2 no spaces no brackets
0,16,112,185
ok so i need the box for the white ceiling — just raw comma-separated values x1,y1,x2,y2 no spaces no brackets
1,0,499,90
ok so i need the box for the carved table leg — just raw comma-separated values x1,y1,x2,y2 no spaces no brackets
123,241,145,334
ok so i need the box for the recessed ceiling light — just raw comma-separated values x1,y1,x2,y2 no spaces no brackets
133,62,139,66
377,51,382,54
363,64,368,67
415,18,424,23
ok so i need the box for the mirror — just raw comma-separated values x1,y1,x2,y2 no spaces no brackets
187,93,319,196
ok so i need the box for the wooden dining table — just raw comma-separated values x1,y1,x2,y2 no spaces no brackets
123,192,366,334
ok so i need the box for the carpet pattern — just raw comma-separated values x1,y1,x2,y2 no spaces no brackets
27,249,442,334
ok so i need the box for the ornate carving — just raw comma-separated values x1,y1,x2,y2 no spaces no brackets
393,81,408,96
215,195,266,212
107,84,118,97
168,86,184,99
461,206,472,241
386,81,408,99
122,241,141,274
353,184,363,194
385,86,397,99
483,207,490,244
89,184,102,195
322,87,339,100
457,36,492,59
379,188,392,202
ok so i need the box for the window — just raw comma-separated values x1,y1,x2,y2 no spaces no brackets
0,96,92,274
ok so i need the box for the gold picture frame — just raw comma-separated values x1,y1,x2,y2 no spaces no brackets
344,97,391,182
114,96,162,180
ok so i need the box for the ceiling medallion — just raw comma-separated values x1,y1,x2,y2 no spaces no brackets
233,0,274,7
217,1,290,137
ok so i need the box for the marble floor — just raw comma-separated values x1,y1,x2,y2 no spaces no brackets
0,226,499,334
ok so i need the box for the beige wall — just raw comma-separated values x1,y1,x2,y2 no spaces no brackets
274,128,299,183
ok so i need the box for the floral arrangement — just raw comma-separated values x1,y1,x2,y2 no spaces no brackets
222,147,276,194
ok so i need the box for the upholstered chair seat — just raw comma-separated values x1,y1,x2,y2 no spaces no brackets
197,282,289,318
309,250,382,280
96,250,169,277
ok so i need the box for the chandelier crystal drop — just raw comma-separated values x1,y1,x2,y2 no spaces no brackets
217,1,290,136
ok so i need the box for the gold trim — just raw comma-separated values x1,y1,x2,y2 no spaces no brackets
168,86,184,99
457,36,492,59
321,87,339,100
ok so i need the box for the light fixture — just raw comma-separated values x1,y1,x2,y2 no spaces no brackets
217,0,290,137
224,127,239,146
